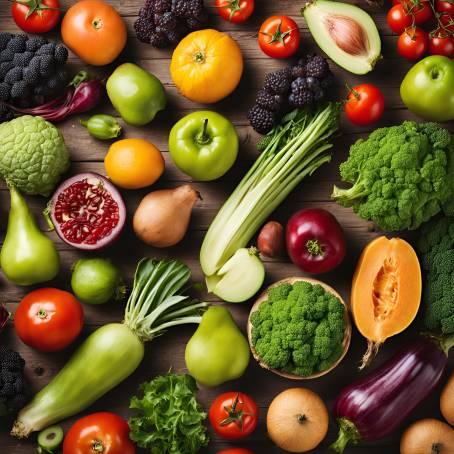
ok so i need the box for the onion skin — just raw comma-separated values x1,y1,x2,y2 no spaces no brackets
331,335,454,452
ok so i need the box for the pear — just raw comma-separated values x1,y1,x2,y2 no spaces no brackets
185,306,250,386
1,187,60,285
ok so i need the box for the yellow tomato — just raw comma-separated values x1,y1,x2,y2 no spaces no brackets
170,29,244,104
104,138,164,189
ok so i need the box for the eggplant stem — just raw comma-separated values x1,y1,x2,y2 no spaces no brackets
440,333,454,356
330,418,361,453
359,340,382,370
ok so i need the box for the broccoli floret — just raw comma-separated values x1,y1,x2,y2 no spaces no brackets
0,346,28,417
250,281,346,376
332,121,454,231
418,217,454,334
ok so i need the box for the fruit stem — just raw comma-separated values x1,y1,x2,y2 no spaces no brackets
330,418,361,453
306,239,325,257
196,119,211,145
296,413,307,424
260,20,297,46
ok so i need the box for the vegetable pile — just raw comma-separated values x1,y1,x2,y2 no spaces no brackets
129,373,209,453
250,280,346,376
332,121,454,231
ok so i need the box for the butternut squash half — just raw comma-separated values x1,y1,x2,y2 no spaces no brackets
352,236,421,369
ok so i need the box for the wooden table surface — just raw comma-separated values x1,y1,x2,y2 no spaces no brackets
0,1,453,453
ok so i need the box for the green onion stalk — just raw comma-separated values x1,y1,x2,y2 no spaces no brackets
11,258,207,438
200,103,340,277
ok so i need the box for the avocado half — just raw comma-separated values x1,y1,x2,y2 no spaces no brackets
303,0,381,75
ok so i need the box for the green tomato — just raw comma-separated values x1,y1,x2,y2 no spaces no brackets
71,258,123,305
400,55,454,122
169,111,239,181
80,114,122,140
106,63,166,126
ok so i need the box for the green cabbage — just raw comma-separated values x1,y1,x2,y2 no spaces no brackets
0,115,70,196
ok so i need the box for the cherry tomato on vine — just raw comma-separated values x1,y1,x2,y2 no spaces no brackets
344,84,385,126
14,288,83,352
407,0,433,24
436,0,454,14
209,392,259,440
215,0,254,23
398,26,429,60
63,412,135,454
440,13,454,32
387,4,413,34
11,0,61,34
258,15,300,59
429,29,454,57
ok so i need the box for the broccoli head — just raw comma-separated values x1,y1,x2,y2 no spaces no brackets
332,121,454,231
418,217,454,334
250,281,346,376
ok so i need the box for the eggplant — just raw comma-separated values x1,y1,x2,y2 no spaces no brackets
331,334,454,453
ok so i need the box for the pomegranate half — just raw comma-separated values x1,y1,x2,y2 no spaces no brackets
48,172,126,250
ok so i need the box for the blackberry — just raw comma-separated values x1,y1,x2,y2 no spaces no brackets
165,28,184,44
46,76,60,90
134,17,152,43
7,35,27,53
36,42,56,56
320,72,334,88
305,54,329,78
154,0,172,13
40,55,55,77
289,89,314,107
54,44,68,63
4,67,23,84
0,49,14,63
256,90,284,112
264,68,292,94
0,82,10,102
172,0,203,19
0,33,12,51
155,11,177,29
291,77,308,92
248,105,275,134
0,62,14,79
149,32,169,48
25,36,46,52
186,17,205,30
291,65,306,80
10,80,29,99
313,89,324,102
13,51,33,67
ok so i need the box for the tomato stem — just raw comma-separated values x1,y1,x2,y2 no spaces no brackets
37,308,47,319
92,440,105,453
9,0,64,19
217,0,242,20
219,393,254,432
260,20,297,46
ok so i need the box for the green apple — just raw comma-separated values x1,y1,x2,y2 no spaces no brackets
107,63,166,126
400,55,454,122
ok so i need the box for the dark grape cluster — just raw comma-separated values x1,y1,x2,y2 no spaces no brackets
248,55,334,134
0,346,28,417
0,33,69,108
134,0,207,48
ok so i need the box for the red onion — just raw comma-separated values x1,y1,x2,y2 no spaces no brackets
8,73,104,123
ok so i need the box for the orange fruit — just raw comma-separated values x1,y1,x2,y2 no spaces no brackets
105,138,164,189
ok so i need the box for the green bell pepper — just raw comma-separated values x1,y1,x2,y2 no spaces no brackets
169,111,239,181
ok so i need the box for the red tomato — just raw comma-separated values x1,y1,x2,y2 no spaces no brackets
217,450,255,454
429,30,454,57
215,0,254,23
63,412,135,454
397,27,429,60
209,392,259,440
286,208,346,275
258,16,300,59
345,83,385,126
436,0,454,14
406,0,433,24
11,0,61,34
14,288,83,352
387,4,413,34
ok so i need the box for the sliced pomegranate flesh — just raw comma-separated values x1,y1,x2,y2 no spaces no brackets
51,173,125,249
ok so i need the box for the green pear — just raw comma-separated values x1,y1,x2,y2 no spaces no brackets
1,187,60,285
185,306,250,386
